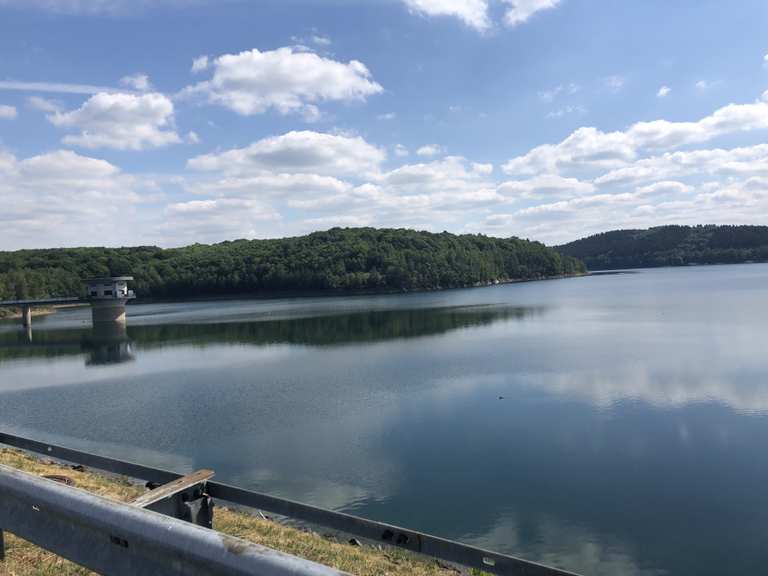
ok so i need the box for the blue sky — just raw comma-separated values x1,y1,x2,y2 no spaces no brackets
1,0,767,249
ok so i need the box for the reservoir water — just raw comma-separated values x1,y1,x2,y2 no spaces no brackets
1,264,767,575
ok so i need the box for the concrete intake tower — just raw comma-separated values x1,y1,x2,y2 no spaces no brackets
86,277,136,323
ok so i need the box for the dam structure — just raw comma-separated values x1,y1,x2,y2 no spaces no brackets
0,276,135,328
86,277,135,323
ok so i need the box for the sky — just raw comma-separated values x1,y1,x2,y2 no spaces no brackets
0,0,767,250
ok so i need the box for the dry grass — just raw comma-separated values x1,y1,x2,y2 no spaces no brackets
0,448,463,576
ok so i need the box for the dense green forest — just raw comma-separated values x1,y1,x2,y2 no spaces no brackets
557,225,768,270
0,227,585,301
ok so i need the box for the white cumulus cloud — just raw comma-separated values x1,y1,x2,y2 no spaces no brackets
484,90,768,243
503,127,636,176
0,149,153,249
504,98,768,176
188,130,386,177
502,0,561,27
182,47,382,118
497,174,594,199
595,144,768,186
402,0,491,31
635,180,692,197
416,144,444,157
657,86,671,98
48,92,181,150
402,0,562,31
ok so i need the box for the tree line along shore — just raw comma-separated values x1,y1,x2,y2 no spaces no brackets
3,224,766,308
0,227,585,303
557,224,768,270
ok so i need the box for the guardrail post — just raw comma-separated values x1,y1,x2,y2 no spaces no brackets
132,469,215,528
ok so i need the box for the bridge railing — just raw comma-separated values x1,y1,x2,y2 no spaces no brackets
0,297,82,307
0,431,579,576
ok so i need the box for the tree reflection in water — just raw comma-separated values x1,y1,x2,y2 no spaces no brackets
0,304,542,366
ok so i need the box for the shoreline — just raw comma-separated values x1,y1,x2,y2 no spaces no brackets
0,302,88,321
129,271,590,305
0,306,56,321
0,272,589,316
565,259,768,273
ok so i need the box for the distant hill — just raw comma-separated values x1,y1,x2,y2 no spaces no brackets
0,227,585,301
557,225,768,270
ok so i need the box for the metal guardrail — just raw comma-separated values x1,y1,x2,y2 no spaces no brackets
0,432,580,576
0,463,346,575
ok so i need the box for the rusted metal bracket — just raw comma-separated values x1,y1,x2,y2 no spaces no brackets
131,469,215,528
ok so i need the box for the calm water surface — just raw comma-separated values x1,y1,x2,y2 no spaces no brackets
2,264,768,575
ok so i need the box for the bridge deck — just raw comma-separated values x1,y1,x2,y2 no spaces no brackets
0,297,82,307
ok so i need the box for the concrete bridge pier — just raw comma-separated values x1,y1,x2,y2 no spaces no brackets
91,300,129,324
21,305,32,329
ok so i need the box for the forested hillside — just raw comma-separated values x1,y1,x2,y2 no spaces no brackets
557,225,768,270
0,227,585,301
